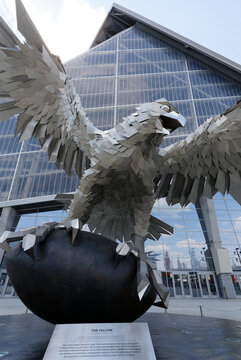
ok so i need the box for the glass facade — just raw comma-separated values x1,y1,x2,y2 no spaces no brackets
0,123,79,202
148,199,208,271
0,23,241,281
65,26,241,273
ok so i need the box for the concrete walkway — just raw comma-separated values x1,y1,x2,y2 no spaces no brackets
149,298,241,322
0,297,29,316
1,297,241,322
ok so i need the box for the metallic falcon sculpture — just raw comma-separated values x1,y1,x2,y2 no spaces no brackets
0,0,241,308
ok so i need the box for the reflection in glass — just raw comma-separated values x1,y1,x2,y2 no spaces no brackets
199,274,209,296
15,209,66,231
5,278,13,295
0,273,7,295
190,272,201,297
232,275,241,296
174,274,182,295
162,272,174,297
182,274,191,296
207,274,217,296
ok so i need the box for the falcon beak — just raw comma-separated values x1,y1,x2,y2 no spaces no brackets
160,111,186,132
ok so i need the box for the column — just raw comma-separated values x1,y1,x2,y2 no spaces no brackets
0,207,17,266
196,197,236,299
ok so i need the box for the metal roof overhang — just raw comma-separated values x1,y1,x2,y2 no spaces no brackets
91,3,241,83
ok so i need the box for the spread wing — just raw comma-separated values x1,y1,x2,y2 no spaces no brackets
0,0,98,177
155,100,241,206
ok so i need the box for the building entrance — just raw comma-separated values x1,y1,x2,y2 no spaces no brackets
161,271,219,298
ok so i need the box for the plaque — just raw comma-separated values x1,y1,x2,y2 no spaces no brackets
43,322,156,359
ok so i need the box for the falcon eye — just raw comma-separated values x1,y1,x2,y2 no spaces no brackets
160,105,170,111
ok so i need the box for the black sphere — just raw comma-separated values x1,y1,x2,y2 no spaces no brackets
6,230,156,324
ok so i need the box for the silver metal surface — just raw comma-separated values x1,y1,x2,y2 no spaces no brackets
43,323,156,360
1,0,241,309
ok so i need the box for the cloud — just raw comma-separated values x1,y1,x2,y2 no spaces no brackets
176,238,204,249
234,216,241,231
1,0,107,62
168,250,189,258
152,199,192,222
145,243,170,253
174,223,185,229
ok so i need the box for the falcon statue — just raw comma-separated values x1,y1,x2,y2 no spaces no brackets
0,0,241,308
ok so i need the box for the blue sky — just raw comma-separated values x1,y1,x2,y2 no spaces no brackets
1,0,241,64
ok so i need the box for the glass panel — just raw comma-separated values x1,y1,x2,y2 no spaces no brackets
15,210,66,231
23,138,41,152
182,274,191,296
174,274,182,295
232,275,241,296
9,152,79,200
117,73,191,105
199,274,209,296
225,199,241,210
0,273,7,296
0,154,19,201
207,274,218,296
118,48,186,76
4,278,13,295
228,210,241,221
189,272,201,297
161,271,168,287
119,27,169,50
220,233,239,247
194,97,240,119
185,220,202,231
0,116,21,154
217,220,233,232
86,107,115,130
91,37,117,52
163,272,174,297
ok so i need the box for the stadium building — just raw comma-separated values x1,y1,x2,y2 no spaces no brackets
0,4,241,299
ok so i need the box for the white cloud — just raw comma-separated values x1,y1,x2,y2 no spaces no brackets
168,250,189,258
176,238,204,249
1,0,107,62
174,223,184,229
145,243,170,253
234,216,241,231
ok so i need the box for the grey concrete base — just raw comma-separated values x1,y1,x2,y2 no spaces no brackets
0,313,241,360
218,273,237,299
0,207,17,265
149,298,241,322
0,207,17,234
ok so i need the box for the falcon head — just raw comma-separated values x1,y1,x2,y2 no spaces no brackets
132,98,186,136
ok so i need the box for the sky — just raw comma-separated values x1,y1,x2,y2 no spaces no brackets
0,0,241,64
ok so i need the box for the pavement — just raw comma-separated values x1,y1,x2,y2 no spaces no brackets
1,296,241,321
149,298,241,322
